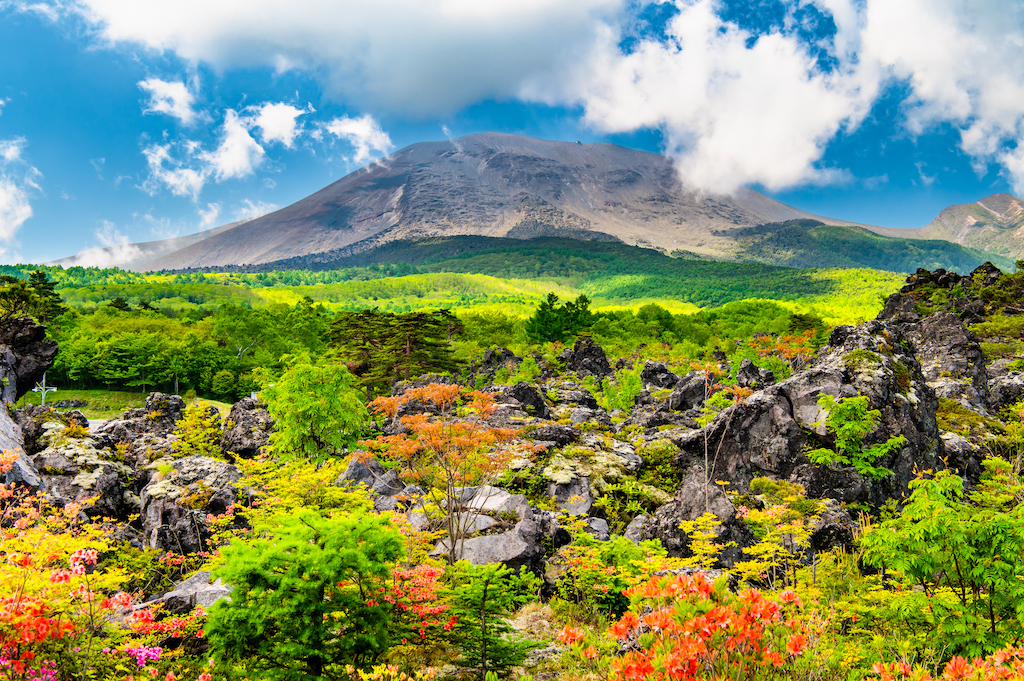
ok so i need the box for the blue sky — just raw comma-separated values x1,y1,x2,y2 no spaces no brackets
0,0,1022,265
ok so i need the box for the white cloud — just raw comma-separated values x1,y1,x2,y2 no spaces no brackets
53,0,622,115
141,109,266,199
23,0,1024,194
0,136,41,246
63,221,145,268
325,114,393,163
524,0,877,193
0,98,9,116
138,78,199,125
197,202,221,228
142,143,207,200
232,198,278,221
252,102,306,147
201,110,265,181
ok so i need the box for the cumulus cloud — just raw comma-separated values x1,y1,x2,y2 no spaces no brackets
232,198,279,222
138,78,199,125
201,110,265,181
0,136,41,246
325,114,393,163
528,0,1024,193
142,109,266,199
0,98,9,115
22,0,1024,194
52,0,621,114
252,102,307,147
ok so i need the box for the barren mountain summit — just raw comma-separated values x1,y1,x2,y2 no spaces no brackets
135,133,862,271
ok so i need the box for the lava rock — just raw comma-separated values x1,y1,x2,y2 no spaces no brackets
221,397,274,459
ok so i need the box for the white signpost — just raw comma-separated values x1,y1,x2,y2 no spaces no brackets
31,374,56,405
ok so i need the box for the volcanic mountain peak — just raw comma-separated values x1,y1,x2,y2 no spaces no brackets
99,133,868,271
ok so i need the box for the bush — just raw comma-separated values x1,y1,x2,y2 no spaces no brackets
207,512,404,679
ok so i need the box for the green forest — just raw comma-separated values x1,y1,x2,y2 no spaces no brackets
5,253,1024,681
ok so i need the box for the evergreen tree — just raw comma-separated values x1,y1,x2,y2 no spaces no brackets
329,308,462,394
27,270,66,322
448,563,537,679
207,512,404,680
525,292,565,343
525,292,596,343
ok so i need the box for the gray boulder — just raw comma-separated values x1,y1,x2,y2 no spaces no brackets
640,360,681,389
448,518,545,573
221,397,274,459
639,468,752,566
497,382,550,419
150,570,231,615
560,337,612,378
140,455,240,553
527,424,581,448
879,301,990,414
0,316,59,401
989,372,1024,412
736,358,776,390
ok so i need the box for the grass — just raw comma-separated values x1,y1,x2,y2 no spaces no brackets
15,389,236,420
15,389,146,420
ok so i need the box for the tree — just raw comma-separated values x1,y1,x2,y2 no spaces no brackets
362,385,516,563
259,356,368,464
27,269,66,322
524,293,595,343
807,393,904,480
448,563,536,679
107,296,132,312
861,458,1024,657
329,308,462,395
206,512,404,680
172,404,223,459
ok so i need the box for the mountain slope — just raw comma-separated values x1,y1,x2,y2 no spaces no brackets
132,133,870,270
725,220,1014,271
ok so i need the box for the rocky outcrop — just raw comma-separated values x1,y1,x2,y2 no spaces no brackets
140,455,240,553
497,382,550,419
220,397,274,459
447,518,545,573
0,316,59,401
669,320,942,506
149,570,231,615
736,358,776,390
878,299,990,414
28,418,139,517
640,361,681,389
93,393,186,464
559,337,612,378
638,469,753,566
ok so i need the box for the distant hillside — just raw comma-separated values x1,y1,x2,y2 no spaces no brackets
866,193,1024,260
724,219,1014,271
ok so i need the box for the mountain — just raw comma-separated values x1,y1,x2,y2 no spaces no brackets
78,133,872,271
867,193,1024,260
919,193,1024,259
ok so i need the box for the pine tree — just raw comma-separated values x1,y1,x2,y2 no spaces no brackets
26,270,66,322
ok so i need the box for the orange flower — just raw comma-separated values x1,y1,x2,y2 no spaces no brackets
786,633,808,655
558,625,585,645
943,656,970,680
582,645,598,659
